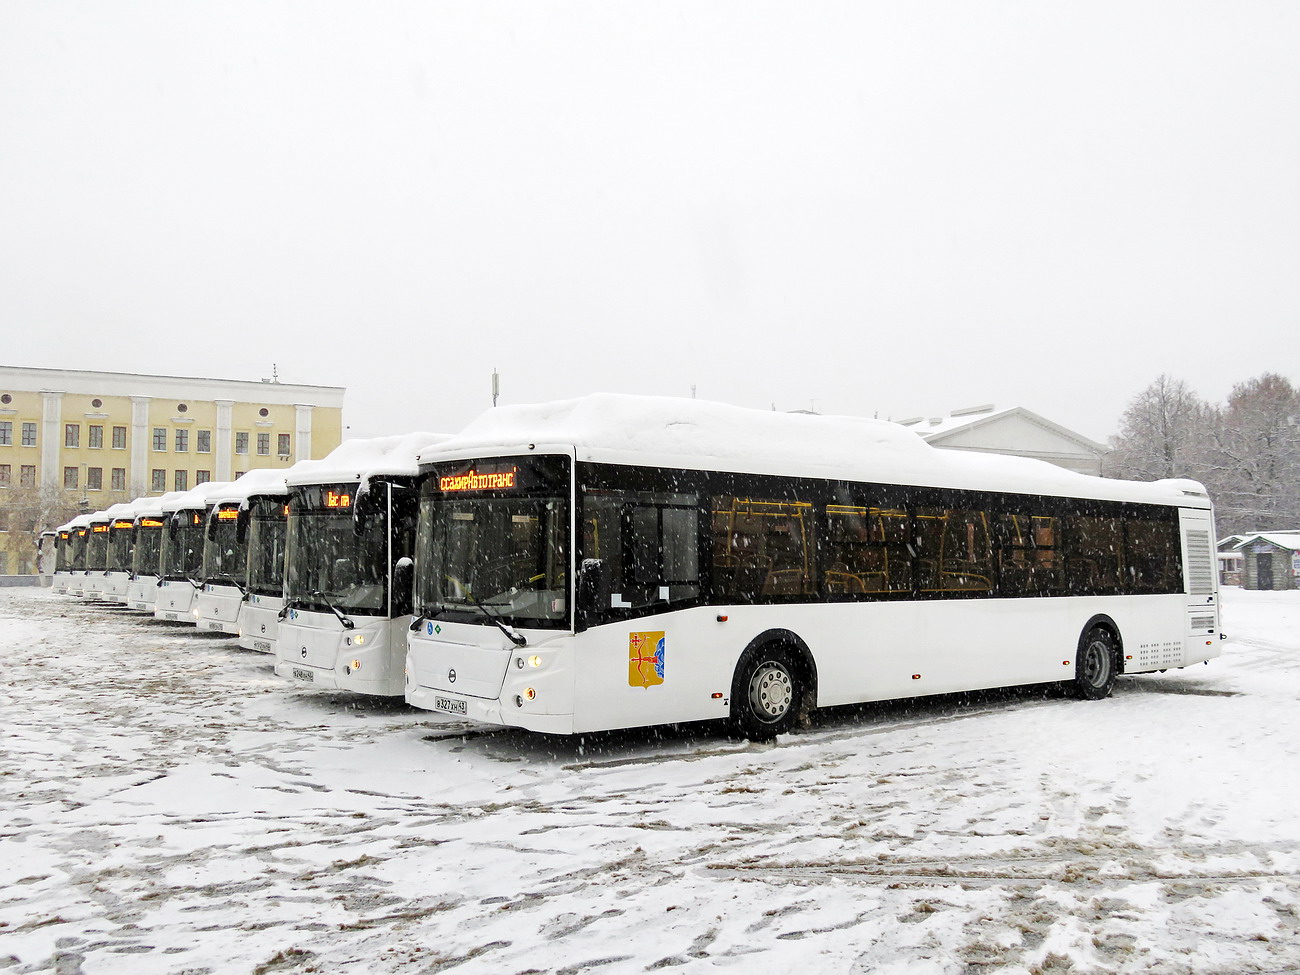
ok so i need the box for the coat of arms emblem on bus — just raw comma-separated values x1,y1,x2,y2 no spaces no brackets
628,631,666,688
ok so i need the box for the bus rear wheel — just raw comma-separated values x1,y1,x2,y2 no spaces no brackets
1071,626,1118,700
731,647,802,740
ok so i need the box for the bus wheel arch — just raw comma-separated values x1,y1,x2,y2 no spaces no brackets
1072,615,1122,700
729,630,817,740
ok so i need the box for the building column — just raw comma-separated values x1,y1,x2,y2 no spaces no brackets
215,400,234,481
130,396,150,496
40,390,64,491
294,404,313,462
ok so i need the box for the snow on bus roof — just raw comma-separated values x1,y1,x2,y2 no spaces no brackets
285,432,452,487
131,492,189,520
207,465,302,506
160,481,237,514
420,394,1207,507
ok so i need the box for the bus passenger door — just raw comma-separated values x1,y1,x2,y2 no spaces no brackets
1179,508,1219,664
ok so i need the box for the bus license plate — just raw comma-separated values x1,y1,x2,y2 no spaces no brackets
203,620,223,631
434,696,467,715
163,612,179,621
252,640,272,652
292,667,315,683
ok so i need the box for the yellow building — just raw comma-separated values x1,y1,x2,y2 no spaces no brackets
0,365,344,575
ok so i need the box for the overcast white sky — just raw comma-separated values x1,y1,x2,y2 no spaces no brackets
2,1,1297,442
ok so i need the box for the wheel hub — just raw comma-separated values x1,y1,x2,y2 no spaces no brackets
749,661,793,720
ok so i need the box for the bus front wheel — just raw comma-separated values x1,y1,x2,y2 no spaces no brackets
731,647,802,740
1071,626,1118,700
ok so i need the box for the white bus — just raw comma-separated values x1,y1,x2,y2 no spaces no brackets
64,514,93,597
195,468,296,642
50,523,75,594
275,433,448,695
405,395,1221,738
96,501,142,605
154,482,233,623
125,493,187,613
38,530,57,586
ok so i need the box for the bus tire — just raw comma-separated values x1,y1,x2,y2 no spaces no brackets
1071,625,1118,700
730,645,802,741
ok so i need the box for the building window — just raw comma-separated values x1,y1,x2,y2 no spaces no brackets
197,430,211,453
196,470,210,485
64,466,78,489
20,465,35,487
21,422,36,447
112,426,127,449
0,421,10,445
175,470,188,491
234,471,244,480
0,464,9,486
111,468,125,491
151,469,166,492
175,429,189,452
235,432,249,455
65,424,80,448
87,467,102,491
257,432,270,455
277,433,291,456
88,425,103,449
153,428,167,451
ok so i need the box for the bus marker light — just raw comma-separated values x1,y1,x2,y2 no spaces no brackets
711,692,723,699
1063,661,1071,667
717,615,728,622
912,674,921,680
350,659,361,671
528,655,542,668
524,687,536,701
354,635,365,645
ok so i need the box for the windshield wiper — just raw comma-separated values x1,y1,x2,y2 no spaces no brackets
312,590,356,630
462,590,526,647
278,595,304,621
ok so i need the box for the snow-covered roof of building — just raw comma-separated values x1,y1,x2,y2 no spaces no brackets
1232,532,1300,552
419,394,1206,507
160,481,237,514
286,432,452,487
897,405,1109,453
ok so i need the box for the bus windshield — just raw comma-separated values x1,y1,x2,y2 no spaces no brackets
86,526,110,572
285,482,403,616
55,533,70,572
107,521,135,573
246,496,288,597
70,530,88,571
415,455,571,630
203,504,245,586
161,510,205,581
133,521,164,576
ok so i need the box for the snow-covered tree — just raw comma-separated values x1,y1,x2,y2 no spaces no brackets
1104,375,1215,482
1206,373,1300,534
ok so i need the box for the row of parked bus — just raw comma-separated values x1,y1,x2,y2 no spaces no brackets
41,394,1223,740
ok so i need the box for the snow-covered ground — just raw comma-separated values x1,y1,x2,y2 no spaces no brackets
2,588,1298,974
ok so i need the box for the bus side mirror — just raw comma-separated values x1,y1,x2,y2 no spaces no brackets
578,558,605,608
394,556,414,596
353,490,382,537
235,508,250,545
168,514,180,540
206,513,219,542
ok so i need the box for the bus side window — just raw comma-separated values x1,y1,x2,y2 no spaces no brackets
711,497,814,601
1066,515,1123,593
916,507,993,593
582,490,700,619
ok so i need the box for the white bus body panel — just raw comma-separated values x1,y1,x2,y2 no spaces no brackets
127,575,160,612
409,587,1216,736
274,609,409,696
98,571,131,605
239,594,282,653
195,584,243,635
154,580,199,623
51,570,71,594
